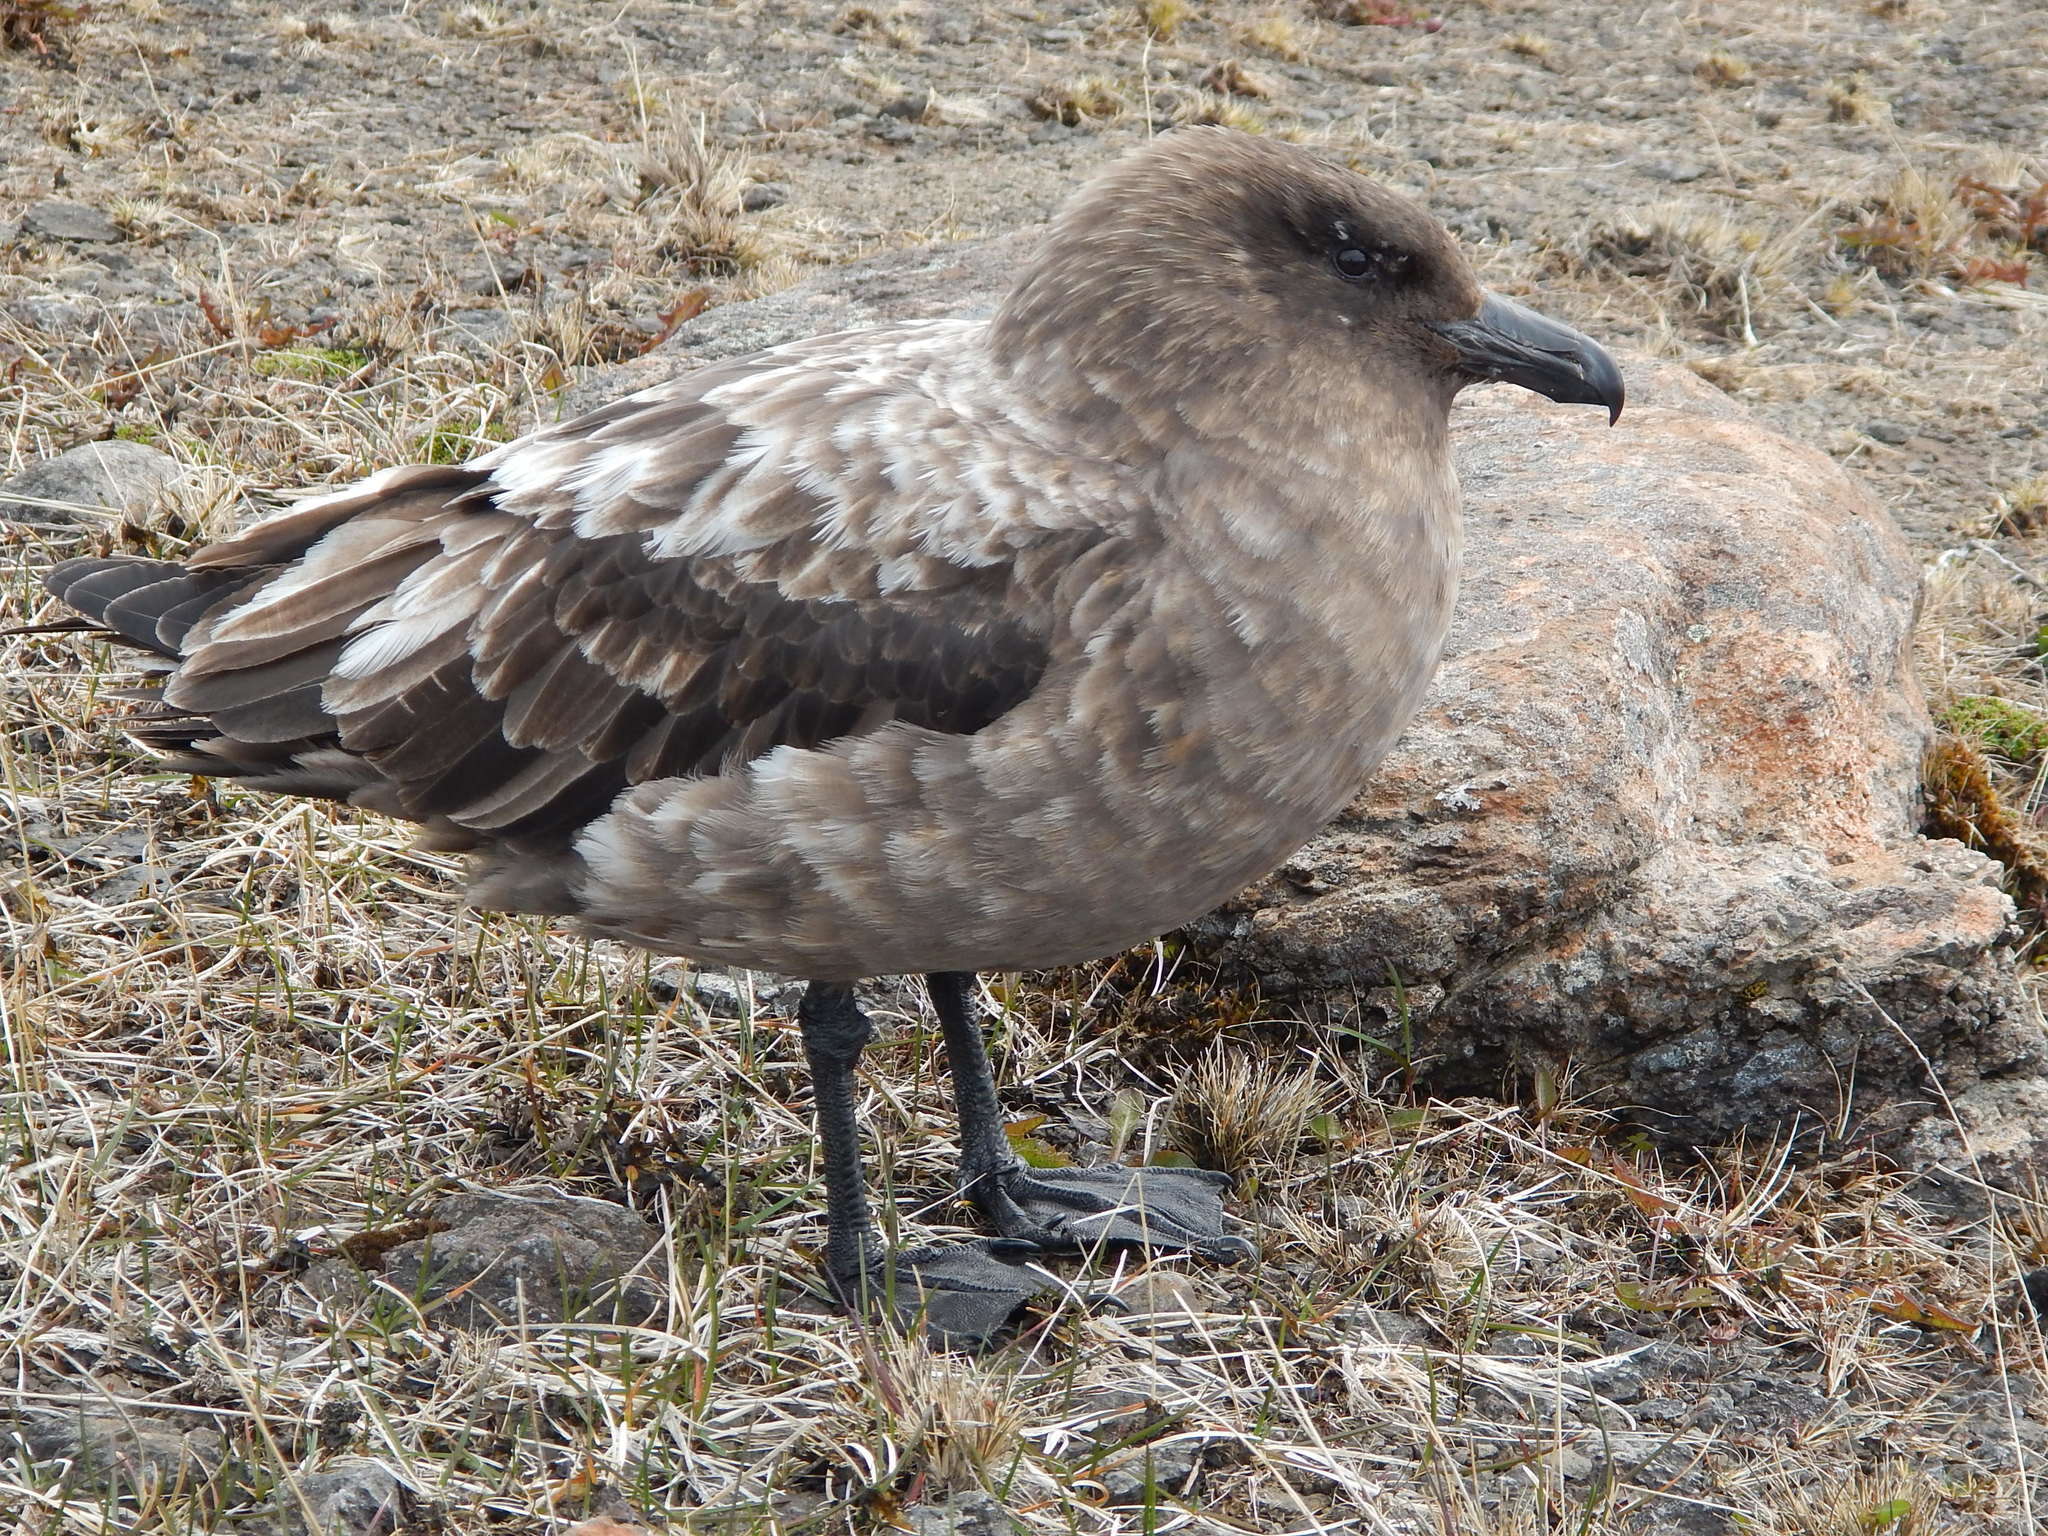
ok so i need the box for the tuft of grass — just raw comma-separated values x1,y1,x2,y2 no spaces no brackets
1694,49,1753,86
1579,204,1789,338
1172,91,1266,131
414,414,513,464
1199,58,1272,98
1992,476,2048,537
1503,32,1552,59
2,0,81,61
1835,160,2045,286
1241,13,1305,59
1024,77,1126,127
1166,1050,1325,1175
1923,733,2048,912
1136,0,1189,40
632,108,761,277
1757,1456,1944,1535
1312,0,1441,28
1825,75,1890,125
250,345,374,382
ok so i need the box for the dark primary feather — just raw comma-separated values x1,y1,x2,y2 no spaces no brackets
45,399,1058,857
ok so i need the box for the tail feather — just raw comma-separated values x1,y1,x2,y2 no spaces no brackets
43,558,258,659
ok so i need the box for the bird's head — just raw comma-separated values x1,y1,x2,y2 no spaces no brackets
995,127,1623,431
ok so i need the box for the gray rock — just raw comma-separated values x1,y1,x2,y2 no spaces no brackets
391,1191,662,1327
442,308,520,353
1094,1440,1201,1505
0,439,183,526
1335,1304,1430,1347
907,1491,1020,1536
564,235,2041,1161
650,967,804,1019
5,292,97,332
269,1458,407,1536
23,199,123,242
6,1407,224,1495
740,182,790,213
312,1191,664,1328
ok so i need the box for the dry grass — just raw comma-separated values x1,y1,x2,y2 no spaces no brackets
1693,51,1753,88
1576,204,1796,341
1024,77,1128,129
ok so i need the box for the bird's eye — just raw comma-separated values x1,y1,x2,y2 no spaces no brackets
1333,247,1377,280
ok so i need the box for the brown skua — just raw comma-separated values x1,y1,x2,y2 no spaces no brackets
42,128,1622,1342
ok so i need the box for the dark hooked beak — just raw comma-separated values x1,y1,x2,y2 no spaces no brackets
1428,293,1625,424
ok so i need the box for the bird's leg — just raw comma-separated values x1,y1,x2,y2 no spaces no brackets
796,981,885,1284
927,971,1018,1192
796,979,1047,1346
926,972,1252,1263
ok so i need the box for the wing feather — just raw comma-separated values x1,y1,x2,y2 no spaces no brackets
64,325,1090,852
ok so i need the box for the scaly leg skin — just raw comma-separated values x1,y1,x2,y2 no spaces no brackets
927,972,1254,1263
797,981,1050,1346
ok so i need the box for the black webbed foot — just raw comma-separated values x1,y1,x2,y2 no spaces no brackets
974,1163,1253,1262
828,1237,1054,1347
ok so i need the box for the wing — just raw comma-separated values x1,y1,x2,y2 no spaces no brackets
72,327,1103,853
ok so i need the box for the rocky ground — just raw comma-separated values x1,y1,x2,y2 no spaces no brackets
4,1,2048,1534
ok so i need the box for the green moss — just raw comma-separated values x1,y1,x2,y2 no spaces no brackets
1942,695,2048,762
414,418,511,465
1005,1131,1072,1170
251,346,373,381
111,423,160,444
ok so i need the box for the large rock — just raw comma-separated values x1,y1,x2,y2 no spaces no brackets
0,438,182,526
571,238,2038,1153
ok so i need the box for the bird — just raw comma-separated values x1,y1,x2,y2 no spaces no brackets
40,127,1622,1343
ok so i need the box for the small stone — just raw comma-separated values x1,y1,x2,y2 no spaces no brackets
6,293,96,332
741,182,790,213
1058,1387,1157,1450
2022,1266,2048,1321
1107,1268,1226,1316
441,309,520,354
282,1458,407,1536
1097,1441,1200,1505
906,1491,1020,1536
0,439,182,526
1864,419,1912,445
23,200,123,242
1335,1304,1430,1347
653,968,803,1019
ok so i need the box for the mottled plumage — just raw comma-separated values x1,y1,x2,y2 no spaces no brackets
46,129,1622,1338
